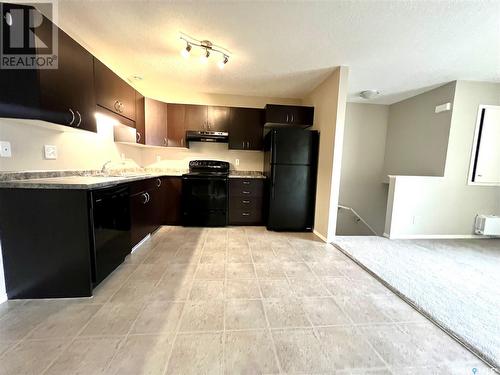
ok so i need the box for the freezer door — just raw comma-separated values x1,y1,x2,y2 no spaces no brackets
267,165,316,231
271,128,318,165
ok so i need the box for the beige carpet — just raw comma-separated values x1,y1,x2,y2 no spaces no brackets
333,236,500,369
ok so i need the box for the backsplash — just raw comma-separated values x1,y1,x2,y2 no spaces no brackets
0,118,263,172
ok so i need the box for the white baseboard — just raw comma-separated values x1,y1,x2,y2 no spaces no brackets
0,292,7,304
313,230,328,242
383,233,491,240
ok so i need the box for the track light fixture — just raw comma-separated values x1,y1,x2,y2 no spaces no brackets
180,33,230,68
181,42,192,58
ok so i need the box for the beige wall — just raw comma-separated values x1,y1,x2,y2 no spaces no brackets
385,81,500,237
0,94,298,172
304,67,349,242
142,142,263,171
0,118,143,171
145,91,302,109
337,103,389,235
383,82,456,177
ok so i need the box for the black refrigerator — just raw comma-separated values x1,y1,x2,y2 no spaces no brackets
263,128,319,231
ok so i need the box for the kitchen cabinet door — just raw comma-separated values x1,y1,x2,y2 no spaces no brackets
229,107,264,150
145,98,168,147
94,58,136,121
162,177,183,225
135,92,146,144
167,103,186,147
264,104,314,127
0,3,40,120
36,18,96,132
130,191,150,247
207,106,230,132
185,104,207,131
147,179,165,230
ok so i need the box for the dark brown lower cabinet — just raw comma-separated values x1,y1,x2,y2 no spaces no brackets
0,189,94,299
162,177,183,225
228,178,265,225
130,178,163,247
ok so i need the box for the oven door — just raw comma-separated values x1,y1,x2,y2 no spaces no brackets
182,176,228,226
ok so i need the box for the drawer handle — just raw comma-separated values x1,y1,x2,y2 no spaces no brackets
242,200,250,204
242,212,250,216
242,191,250,194
242,181,251,185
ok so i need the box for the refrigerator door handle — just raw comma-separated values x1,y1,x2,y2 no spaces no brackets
271,167,276,199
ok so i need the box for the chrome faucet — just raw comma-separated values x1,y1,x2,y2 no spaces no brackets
101,160,113,174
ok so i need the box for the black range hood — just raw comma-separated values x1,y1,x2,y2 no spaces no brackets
186,130,229,147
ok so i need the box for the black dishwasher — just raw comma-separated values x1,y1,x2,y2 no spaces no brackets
90,185,131,285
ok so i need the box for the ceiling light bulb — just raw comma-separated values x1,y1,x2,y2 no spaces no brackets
200,49,210,63
181,43,192,59
218,55,229,70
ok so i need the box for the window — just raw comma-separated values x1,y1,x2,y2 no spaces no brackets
470,105,500,185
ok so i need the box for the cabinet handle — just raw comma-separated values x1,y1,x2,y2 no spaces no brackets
181,138,184,147
146,192,151,203
114,100,121,112
75,110,82,127
242,181,251,185
247,141,250,149
242,191,250,194
68,108,75,125
286,113,289,123
136,132,141,142
242,212,250,216
291,114,294,123
156,178,161,187
164,137,167,146
242,141,245,149
242,200,250,204
141,193,148,204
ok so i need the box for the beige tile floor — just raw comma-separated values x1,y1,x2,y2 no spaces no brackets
0,226,493,375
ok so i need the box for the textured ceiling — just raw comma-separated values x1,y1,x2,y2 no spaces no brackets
54,0,500,104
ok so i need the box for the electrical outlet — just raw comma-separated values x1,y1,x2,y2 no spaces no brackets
235,158,240,166
44,145,57,160
156,155,161,162
0,141,12,157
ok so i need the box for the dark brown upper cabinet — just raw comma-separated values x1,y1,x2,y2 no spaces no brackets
229,107,264,151
144,98,168,147
135,92,146,144
36,22,96,132
94,58,136,122
207,106,230,132
0,3,40,120
167,103,186,147
264,104,314,128
184,104,207,131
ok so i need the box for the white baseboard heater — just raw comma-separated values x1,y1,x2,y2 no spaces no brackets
475,215,500,235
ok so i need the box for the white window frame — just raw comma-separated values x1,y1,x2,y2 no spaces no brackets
468,104,500,186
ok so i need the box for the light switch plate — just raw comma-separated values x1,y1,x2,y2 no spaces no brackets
0,141,12,157
44,145,57,159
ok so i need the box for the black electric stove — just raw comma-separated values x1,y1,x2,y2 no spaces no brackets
182,160,230,226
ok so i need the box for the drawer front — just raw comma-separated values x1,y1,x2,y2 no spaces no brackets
229,207,262,224
230,196,262,212
229,179,264,197
130,177,162,195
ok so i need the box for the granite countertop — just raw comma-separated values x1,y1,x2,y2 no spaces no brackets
228,171,266,179
0,169,265,190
